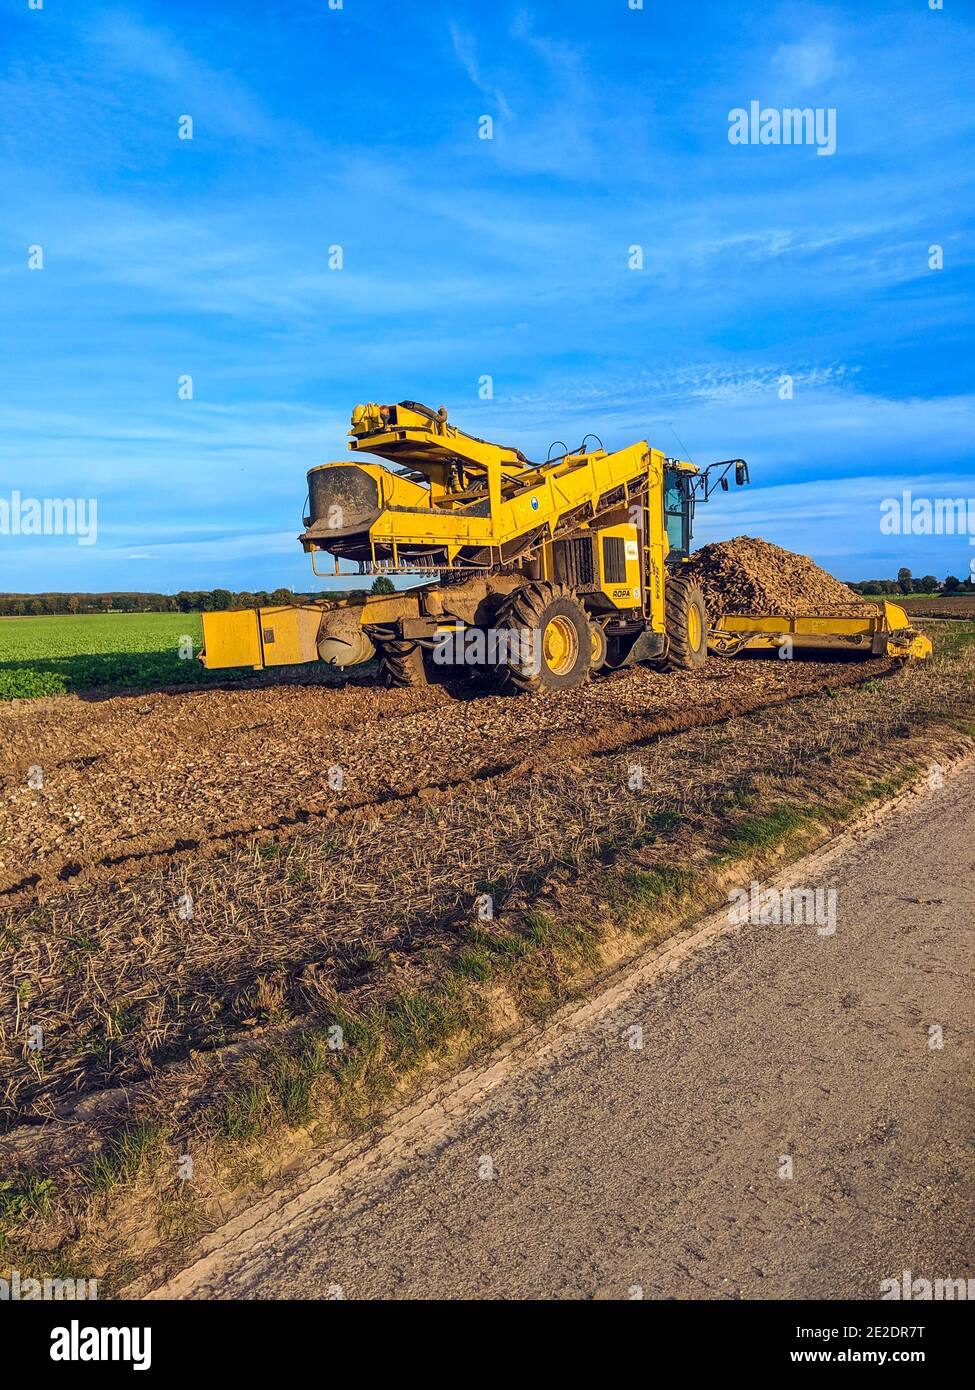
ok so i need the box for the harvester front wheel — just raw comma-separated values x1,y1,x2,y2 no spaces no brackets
494,582,592,694
663,576,709,671
376,638,427,688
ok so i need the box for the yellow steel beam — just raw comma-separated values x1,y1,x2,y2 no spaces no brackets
709,604,932,660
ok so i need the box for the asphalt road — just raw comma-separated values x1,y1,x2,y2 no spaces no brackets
171,763,975,1300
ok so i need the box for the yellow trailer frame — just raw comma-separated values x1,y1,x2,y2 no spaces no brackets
709,601,932,661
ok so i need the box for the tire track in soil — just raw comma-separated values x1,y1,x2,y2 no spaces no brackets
0,658,895,905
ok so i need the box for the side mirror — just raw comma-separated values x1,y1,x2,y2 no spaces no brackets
735,461,749,486
720,476,729,492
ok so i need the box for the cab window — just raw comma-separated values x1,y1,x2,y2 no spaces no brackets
663,469,688,554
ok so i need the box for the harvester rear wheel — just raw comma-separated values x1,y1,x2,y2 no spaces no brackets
376,638,427,688
589,620,608,672
663,576,709,671
494,581,592,694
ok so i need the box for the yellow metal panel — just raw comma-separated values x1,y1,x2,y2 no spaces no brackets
882,601,910,628
256,606,322,666
596,522,643,609
645,448,667,631
718,613,881,636
356,591,425,624
201,610,263,670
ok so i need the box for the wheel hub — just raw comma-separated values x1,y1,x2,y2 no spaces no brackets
542,615,578,675
688,604,703,649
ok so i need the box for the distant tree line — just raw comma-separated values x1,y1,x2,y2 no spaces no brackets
849,569,974,596
1,568,969,616
0,588,361,617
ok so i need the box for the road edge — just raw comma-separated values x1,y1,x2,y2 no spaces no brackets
141,746,975,1300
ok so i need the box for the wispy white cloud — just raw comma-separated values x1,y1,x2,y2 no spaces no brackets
449,22,513,121
448,11,611,177
86,12,297,146
770,36,843,91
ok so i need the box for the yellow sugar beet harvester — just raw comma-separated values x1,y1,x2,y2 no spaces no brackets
200,400,931,692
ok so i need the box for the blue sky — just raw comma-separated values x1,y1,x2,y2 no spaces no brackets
2,0,974,593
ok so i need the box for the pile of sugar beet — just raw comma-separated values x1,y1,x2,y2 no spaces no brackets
682,536,877,619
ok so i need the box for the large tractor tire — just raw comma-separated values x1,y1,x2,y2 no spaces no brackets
663,575,709,671
493,581,592,694
376,638,427,688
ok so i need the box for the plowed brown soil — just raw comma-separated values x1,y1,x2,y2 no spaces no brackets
683,536,877,618
0,650,927,1126
902,596,975,618
1,656,890,901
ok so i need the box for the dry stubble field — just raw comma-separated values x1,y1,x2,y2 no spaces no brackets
1,621,974,1287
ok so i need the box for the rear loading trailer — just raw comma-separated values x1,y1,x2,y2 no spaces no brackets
200,401,931,691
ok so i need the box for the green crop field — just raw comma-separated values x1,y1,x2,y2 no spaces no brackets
0,612,208,700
